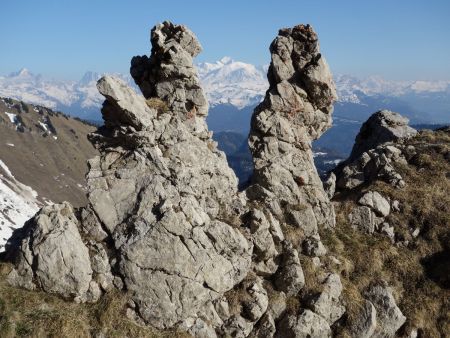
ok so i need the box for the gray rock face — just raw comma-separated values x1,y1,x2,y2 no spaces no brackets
6,202,95,302
248,24,336,230
351,300,377,338
89,72,251,328
277,309,332,338
365,284,406,338
349,110,417,162
309,273,345,325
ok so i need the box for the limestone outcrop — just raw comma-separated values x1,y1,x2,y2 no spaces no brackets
348,110,417,163
6,21,252,330
336,110,417,190
130,21,208,119
350,283,406,338
2,21,412,338
248,24,337,231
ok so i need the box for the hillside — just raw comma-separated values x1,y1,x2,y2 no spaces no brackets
0,97,98,248
327,123,450,337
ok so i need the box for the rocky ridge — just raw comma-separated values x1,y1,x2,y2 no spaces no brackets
1,21,421,338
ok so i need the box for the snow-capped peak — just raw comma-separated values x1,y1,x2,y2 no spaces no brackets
197,58,268,108
219,56,233,65
78,71,101,86
8,68,32,78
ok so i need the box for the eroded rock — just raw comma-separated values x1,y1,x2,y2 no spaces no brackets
248,24,337,231
365,284,406,337
277,309,332,338
6,202,95,302
349,110,417,162
309,273,345,325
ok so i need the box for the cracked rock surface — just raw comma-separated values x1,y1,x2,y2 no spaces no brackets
6,202,96,302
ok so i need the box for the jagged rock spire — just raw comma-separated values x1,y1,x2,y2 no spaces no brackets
130,21,209,118
248,24,337,229
6,21,251,331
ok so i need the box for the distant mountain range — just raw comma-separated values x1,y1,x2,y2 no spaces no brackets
2,58,449,124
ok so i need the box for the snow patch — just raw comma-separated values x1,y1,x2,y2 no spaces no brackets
39,121,49,131
0,159,42,251
5,112,17,124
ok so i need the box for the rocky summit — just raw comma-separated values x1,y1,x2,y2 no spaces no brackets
1,20,448,338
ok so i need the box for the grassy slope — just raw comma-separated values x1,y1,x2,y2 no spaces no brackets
321,129,450,337
0,263,189,338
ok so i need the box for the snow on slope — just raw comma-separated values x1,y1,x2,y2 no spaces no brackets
0,159,41,251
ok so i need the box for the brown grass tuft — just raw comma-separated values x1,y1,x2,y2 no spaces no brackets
145,98,168,115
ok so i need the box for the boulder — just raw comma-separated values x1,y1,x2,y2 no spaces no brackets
323,172,336,199
358,191,390,217
348,110,417,162
309,273,345,325
96,75,155,130
6,202,95,302
221,315,254,338
349,206,382,234
303,235,327,257
277,309,332,338
250,313,276,338
274,242,305,296
364,284,406,337
351,300,377,338
242,278,269,322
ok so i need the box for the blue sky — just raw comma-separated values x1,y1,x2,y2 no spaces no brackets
1,0,449,81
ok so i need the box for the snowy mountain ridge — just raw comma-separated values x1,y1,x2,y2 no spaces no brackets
1,60,449,119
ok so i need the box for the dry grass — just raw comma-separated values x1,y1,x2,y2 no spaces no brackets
145,98,168,115
325,129,450,337
224,271,258,317
281,223,304,248
0,263,189,338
